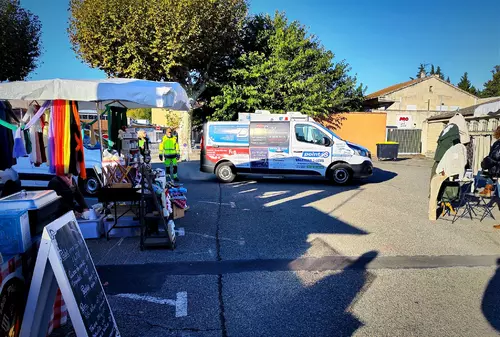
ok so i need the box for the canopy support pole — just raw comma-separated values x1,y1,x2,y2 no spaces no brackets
96,102,103,160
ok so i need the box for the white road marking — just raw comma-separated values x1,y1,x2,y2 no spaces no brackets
239,188,257,194
115,292,188,317
198,201,236,208
176,228,185,236
117,237,125,246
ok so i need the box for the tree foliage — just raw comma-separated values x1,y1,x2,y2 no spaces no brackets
126,108,152,121
457,72,477,95
210,12,365,121
0,0,42,81
481,66,500,98
68,0,247,100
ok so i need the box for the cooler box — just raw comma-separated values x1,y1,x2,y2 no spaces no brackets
0,209,31,255
376,142,399,160
78,215,105,239
0,190,64,236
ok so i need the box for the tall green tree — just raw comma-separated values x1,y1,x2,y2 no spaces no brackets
446,76,451,83
430,65,435,75
69,0,247,101
457,72,477,95
0,0,42,81
481,65,500,98
435,66,444,80
415,63,428,78
210,12,365,121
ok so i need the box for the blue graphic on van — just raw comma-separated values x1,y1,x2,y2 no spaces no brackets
209,124,249,144
302,151,330,158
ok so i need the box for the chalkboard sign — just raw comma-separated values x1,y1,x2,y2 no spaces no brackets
20,212,120,337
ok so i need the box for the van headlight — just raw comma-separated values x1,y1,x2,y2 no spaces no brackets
353,148,369,157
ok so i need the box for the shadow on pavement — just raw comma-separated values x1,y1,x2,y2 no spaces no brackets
482,258,500,332
224,251,378,337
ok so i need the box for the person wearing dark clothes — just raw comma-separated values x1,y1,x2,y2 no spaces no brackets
481,127,500,197
48,173,89,216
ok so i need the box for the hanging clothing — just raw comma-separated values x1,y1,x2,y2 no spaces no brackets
436,144,467,180
108,106,127,153
69,101,86,179
448,113,470,144
434,124,460,162
0,101,16,170
13,128,27,158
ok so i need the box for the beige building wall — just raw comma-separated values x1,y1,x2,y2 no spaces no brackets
383,77,477,112
381,77,478,128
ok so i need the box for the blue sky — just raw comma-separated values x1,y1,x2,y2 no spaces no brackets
21,0,500,94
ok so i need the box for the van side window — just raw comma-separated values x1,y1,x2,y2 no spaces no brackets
295,124,326,145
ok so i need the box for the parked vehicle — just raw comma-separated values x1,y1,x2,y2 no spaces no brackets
200,111,373,184
3,146,102,196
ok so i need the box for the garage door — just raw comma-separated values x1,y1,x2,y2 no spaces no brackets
387,129,422,154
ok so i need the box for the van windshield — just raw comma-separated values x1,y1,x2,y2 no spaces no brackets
315,123,343,141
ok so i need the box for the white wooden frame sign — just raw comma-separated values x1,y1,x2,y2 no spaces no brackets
20,211,120,337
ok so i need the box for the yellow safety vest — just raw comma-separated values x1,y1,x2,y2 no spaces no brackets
159,135,179,157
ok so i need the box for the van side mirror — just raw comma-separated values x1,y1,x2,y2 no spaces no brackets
323,137,331,146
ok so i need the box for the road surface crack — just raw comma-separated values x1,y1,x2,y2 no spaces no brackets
216,182,228,337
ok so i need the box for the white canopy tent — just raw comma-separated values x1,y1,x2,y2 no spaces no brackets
0,78,191,110
0,78,191,157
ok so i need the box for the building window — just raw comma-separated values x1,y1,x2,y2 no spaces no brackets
429,86,433,93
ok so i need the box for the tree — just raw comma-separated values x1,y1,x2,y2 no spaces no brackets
415,63,428,78
435,66,444,80
457,72,477,95
430,65,435,75
0,0,42,81
481,65,500,98
446,76,451,83
126,108,151,121
210,12,365,121
69,0,247,101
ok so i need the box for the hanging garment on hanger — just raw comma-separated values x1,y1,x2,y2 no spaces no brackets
63,101,71,174
69,101,86,179
434,124,460,162
436,144,467,180
13,128,27,158
449,113,470,144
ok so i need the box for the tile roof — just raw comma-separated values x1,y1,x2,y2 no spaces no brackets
366,78,423,99
427,97,500,121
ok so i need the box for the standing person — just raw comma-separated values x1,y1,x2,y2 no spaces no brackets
159,127,180,181
137,129,150,156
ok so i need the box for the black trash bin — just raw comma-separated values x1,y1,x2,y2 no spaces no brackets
376,142,399,160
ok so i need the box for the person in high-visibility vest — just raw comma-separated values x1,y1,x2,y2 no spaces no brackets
159,127,180,181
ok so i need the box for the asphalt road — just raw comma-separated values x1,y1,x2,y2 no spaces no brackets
78,159,500,336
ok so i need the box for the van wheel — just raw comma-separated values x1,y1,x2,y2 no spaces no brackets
79,170,101,196
328,164,352,185
216,162,236,183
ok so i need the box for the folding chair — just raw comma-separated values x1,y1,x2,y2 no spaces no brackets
452,180,476,223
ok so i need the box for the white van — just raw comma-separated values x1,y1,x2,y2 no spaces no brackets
200,111,373,184
0,146,102,196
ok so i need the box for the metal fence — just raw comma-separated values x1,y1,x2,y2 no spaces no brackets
387,128,422,154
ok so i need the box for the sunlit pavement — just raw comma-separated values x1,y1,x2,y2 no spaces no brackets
77,159,500,336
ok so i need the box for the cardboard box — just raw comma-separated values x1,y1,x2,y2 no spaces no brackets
173,205,185,219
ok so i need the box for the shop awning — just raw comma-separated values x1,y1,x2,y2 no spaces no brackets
0,78,191,110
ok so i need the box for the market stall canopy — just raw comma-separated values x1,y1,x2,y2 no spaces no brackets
0,78,191,110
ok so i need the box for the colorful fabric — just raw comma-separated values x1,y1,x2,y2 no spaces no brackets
70,101,86,179
0,102,16,169
13,128,27,157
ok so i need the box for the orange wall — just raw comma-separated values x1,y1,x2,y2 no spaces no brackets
322,112,387,156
